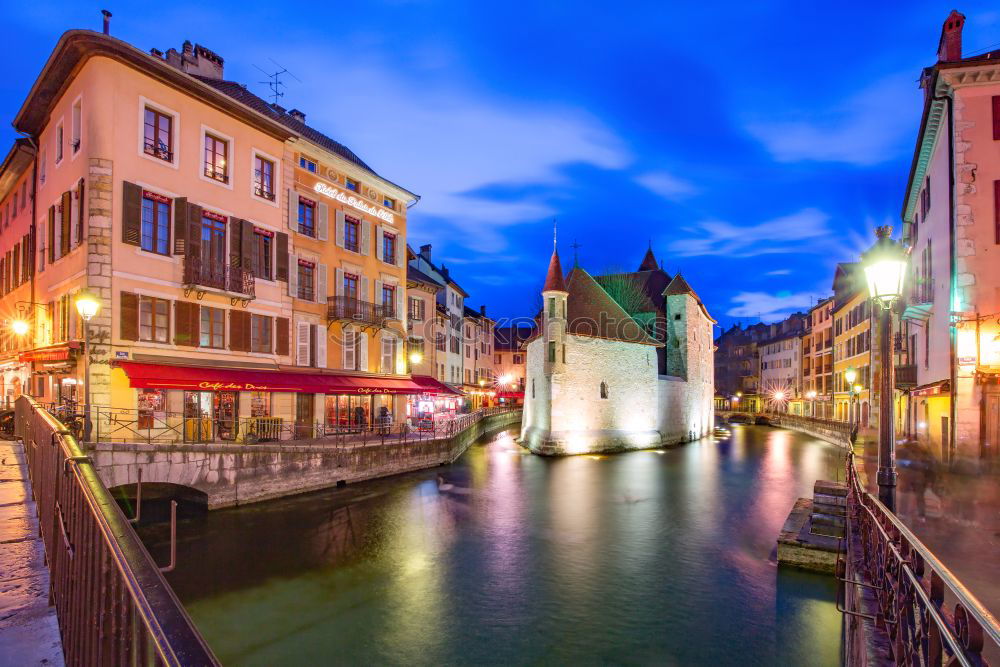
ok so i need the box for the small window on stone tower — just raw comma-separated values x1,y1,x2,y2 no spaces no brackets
532,379,536,398
548,297,555,317
548,341,556,362
600,381,608,399
674,313,681,320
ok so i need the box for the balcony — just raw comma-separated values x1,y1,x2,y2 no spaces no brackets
896,364,917,390
328,296,394,331
183,256,255,302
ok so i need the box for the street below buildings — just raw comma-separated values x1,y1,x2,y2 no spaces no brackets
137,424,844,665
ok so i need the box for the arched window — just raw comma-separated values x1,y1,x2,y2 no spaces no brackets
531,378,535,398
600,381,608,399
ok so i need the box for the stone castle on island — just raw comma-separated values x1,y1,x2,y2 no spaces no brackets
520,244,715,455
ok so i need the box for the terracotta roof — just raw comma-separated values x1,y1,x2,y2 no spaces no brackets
542,249,567,292
638,247,659,271
563,267,660,345
664,273,716,323
406,265,440,288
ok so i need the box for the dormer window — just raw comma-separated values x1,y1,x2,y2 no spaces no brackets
299,155,317,172
383,196,395,210
345,177,359,192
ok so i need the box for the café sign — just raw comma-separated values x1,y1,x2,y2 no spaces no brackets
313,182,395,225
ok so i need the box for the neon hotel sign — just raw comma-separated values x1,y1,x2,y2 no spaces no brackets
313,182,395,225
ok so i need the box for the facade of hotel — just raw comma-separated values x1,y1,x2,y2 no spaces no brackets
2,29,485,442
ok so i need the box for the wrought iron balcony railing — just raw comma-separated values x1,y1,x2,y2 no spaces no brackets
328,296,393,329
895,364,917,389
183,256,255,298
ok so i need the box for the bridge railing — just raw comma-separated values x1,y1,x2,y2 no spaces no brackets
14,395,219,666
839,450,1000,665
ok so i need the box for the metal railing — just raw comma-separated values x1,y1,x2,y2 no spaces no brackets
895,364,917,389
327,296,393,328
839,450,1000,666
183,256,255,298
90,404,519,446
14,396,219,666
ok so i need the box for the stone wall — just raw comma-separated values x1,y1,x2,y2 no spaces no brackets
85,158,114,413
91,410,521,509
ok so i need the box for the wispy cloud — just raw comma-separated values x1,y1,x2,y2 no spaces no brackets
727,291,820,322
636,171,698,201
668,207,832,258
765,269,792,276
745,73,917,166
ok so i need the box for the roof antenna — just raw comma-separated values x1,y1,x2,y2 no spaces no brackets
254,58,301,106
570,239,582,266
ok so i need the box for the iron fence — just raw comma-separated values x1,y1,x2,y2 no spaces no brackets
839,450,1000,665
183,255,255,297
14,395,219,666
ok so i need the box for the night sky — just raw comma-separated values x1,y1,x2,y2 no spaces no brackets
4,2,999,328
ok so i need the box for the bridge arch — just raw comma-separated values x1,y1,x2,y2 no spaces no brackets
109,482,209,522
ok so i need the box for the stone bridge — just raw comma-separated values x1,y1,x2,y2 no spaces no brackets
90,410,521,509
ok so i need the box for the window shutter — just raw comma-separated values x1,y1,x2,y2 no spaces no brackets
335,268,344,297
359,331,368,371
47,205,56,262
296,321,311,366
994,95,1000,141
375,280,383,308
229,217,242,267
317,202,329,241
187,203,202,260
288,254,299,297
37,217,45,273
396,289,403,323
374,225,383,261
276,317,290,356
241,219,254,272
122,181,142,246
335,210,345,248
60,191,71,256
361,276,370,302
174,301,199,347
230,310,249,352
275,232,289,281
315,324,327,368
318,263,328,304
287,188,297,230
172,197,187,254
343,324,355,369
395,237,402,267
120,292,139,341
360,221,370,256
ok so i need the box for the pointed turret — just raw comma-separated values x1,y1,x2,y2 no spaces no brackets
638,246,658,272
664,272,696,296
543,248,567,292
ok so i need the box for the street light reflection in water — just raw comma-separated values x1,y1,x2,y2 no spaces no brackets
139,425,845,665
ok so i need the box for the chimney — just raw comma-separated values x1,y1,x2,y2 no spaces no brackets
101,9,111,35
419,244,432,262
938,10,965,62
163,41,225,79
480,305,486,316
288,109,306,123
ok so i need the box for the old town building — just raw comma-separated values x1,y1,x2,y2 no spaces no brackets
408,244,469,387
462,305,495,406
802,297,834,418
493,324,535,406
832,263,872,426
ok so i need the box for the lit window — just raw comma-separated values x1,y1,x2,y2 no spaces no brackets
254,155,275,200
344,217,360,252
143,107,173,161
204,133,228,183
382,232,396,265
139,296,169,342
297,260,315,301
298,197,315,237
140,191,171,256
251,314,272,353
200,307,224,348
252,228,273,280
382,284,396,317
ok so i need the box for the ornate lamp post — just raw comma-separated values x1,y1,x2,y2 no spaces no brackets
75,291,101,442
806,390,817,417
861,226,908,512
844,367,857,426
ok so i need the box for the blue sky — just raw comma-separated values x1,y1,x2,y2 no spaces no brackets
4,2,1000,328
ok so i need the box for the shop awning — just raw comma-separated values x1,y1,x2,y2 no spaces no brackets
497,391,524,399
411,375,464,396
116,361,426,394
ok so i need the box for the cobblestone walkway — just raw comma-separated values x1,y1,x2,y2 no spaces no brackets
0,439,63,666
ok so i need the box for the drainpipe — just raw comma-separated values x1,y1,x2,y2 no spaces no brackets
14,129,38,385
932,89,957,460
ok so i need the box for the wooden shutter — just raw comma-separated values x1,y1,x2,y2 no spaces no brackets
276,317,290,356
75,178,85,245
318,264,327,304
120,292,139,341
375,225,383,261
335,268,344,297
288,254,299,297
317,202,329,241
296,321,311,365
174,301,199,347
47,205,56,262
343,325,355,369
241,219,254,272
396,288,403,323
275,232,289,281
228,310,250,352
994,95,1000,141
358,331,368,371
360,276,370,302
229,217,242,267
122,181,142,246
287,188,298,230
335,210,345,248
360,220,370,256
172,197,187,254
60,191,71,256
375,280,383,309
187,203,203,260
315,324,327,368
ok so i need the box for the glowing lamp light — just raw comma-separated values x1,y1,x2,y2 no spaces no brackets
11,319,29,336
497,374,513,387
478,379,486,387
409,351,423,365
861,226,907,309
773,391,786,401
853,384,863,394
75,291,101,321
844,368,857,385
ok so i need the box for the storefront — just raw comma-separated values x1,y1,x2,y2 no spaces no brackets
0,359,30,409
19,343,82,407
407,375,464,431
497,391,524,407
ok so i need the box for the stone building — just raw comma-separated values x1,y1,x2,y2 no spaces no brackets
493,324,535,405
521,245,715,455
803,297,834,418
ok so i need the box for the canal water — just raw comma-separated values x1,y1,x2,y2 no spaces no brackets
139,425,845,665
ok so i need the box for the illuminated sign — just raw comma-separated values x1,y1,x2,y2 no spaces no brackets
313,182,395,224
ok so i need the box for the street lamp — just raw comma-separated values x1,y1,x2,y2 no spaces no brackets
861,225,907,512
409,350,423,365
806,390,817,417
75,291,101,441
11,319,29,336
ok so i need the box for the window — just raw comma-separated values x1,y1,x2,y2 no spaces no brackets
297,260,315,301
382,284,396,317
600,382,609,399
494,354,502,364
383,196,395,209
299,155,317,172
71,99,82,154
201,213,227,266
204,133,228,183
409,297,425,321
137,389,165,429
139,296,169,342
548,297,555,317
250,391,271,417
254,155,275,200
143,107,173,161
513,354,524,364
298,197,315,237
55,122,64,163
141,191,171,255
344,217,360,252
435,333,446,351
548,341,556,362
20,181,26,211
382,232,396,265
39,152,46,185
251,314,272,353
200,307,225,348
252,228,273,280
381,336,397,373
345,177,359,192
343,272,358,300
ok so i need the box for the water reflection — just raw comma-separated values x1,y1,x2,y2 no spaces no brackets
140,425,845,665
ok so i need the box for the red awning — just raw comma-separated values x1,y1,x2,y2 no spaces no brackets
411,375,464,396
116,361,426,394
497,391,524,399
